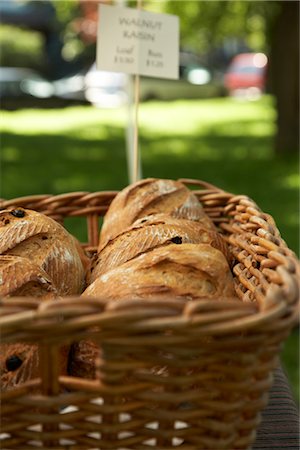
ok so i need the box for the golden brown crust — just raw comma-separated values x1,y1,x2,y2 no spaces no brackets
91,214,230,282
98,178,213,251
0,344,40,392
0,208,86,296
68,340,101,380
84,244,236,302
73,180,237,381
0,255,57,298
0,208,88,392
0,343,69,392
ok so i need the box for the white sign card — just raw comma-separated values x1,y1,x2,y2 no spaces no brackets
97,4,179,80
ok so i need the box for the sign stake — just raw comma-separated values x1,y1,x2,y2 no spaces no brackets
97,0,179,185
133,0,142,183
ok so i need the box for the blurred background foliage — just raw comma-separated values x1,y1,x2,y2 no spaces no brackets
163,1,278,53
0,1,282,72
0,25,43,70
0,0,298,153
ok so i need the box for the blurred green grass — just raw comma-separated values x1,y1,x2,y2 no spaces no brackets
1,95,299,401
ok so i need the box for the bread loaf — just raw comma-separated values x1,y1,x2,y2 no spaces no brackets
68,340,101,380
70,180,236,380
0,207,87,295
90,214,231,282
0,207,88,391
0,343,69,392
74,243,236,380
0,255,57,298
84,244,236,301
99,178,214,250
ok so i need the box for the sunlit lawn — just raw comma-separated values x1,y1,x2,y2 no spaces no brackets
1,95,299,401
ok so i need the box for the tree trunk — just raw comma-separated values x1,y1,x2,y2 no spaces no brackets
269,1,299,154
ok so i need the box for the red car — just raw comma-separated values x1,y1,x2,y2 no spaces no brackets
224,52,268,96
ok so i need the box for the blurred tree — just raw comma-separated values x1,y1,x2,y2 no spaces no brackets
0,0,65,78
0,0,97,78
55,0,111,70
0,0,298,154
162,0,299,155
268,1,299,155
0,24,44,71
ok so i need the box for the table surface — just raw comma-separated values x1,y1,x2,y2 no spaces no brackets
253,365,299,449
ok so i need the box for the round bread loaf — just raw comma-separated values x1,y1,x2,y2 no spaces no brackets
98,178,214,250
73,180,236,380
91,214,231,282
0,208,88,392
0,255,57,298
68,340,101,380
84,244,236,302
0,207,87,295
0,343,69,392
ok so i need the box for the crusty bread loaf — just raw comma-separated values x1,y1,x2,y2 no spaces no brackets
71,180,236,380
75,243,236,380
90,214,231,282
68,340,101,380
0,343,69,392
0,255,57,298
0,207,89,392
84,244,236,301
99,178,214,250
0,208,87,295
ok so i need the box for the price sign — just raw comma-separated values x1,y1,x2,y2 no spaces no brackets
97,4,179,80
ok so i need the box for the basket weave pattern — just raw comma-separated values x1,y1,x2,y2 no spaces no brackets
0,179,299,449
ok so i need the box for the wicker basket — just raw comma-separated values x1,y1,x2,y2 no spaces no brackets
0,178,299,450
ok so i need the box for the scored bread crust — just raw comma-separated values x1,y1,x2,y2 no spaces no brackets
0,208,88,392
98,178,214,251
84,244,236,302
71,180,237,381
68,340,101,380
91,214,231,282
0,208,87,295
0,255,57,298
0,343,69,392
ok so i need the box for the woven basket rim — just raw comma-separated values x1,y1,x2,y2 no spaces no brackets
0,293,298,343
0,177,299,310
0,177,299,328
